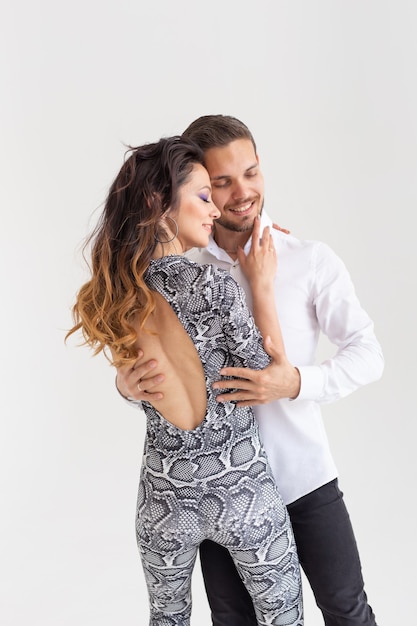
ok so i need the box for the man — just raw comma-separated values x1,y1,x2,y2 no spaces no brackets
116,115,384,625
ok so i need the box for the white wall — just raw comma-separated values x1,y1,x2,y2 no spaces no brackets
1,1,416,624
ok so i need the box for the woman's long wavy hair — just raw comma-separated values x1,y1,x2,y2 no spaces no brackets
66,136,205,367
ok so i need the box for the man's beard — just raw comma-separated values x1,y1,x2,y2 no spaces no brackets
215,215,254,233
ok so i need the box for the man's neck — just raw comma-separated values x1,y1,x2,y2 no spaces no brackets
212,224,252,259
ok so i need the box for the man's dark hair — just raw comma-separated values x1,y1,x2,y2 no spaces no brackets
182,115,257,153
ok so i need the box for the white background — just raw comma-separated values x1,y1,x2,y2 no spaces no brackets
1,1,416,624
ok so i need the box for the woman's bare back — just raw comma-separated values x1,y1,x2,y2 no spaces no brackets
134,291,207,430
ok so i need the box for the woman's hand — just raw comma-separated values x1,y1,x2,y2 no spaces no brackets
237,216,277,290
238,216,286,356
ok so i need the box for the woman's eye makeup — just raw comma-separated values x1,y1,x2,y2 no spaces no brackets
199,194,211,203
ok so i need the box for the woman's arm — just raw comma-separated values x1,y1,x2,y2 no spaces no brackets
212,217,300,407
237,216,285,356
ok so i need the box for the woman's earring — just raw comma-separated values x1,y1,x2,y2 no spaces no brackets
154,216,179,243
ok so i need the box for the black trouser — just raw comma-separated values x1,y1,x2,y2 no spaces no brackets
199,479,377,626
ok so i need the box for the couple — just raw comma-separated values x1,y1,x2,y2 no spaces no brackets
68,115,384,625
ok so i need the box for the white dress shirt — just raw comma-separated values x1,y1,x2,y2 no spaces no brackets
186,211,384,504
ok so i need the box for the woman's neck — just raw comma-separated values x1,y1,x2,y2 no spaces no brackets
151,240,184,259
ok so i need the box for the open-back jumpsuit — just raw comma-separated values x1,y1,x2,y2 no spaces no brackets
136,256,303,626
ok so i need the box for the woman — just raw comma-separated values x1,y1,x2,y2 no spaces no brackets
66,136,303,625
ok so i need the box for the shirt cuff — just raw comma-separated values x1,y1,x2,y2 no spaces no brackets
115,376,144,410
294,366,325,402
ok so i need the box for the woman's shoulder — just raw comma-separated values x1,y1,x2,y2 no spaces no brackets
147,255,240,298
152,255,229,279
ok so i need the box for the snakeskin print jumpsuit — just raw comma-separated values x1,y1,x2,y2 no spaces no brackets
136,256,303,626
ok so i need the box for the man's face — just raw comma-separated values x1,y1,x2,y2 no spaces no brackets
204,139,264,234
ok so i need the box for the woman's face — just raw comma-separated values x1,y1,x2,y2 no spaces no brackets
174,164,221,252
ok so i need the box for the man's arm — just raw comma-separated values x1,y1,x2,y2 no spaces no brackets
213,241,384,408
295,241,384,404
213,337,301,407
